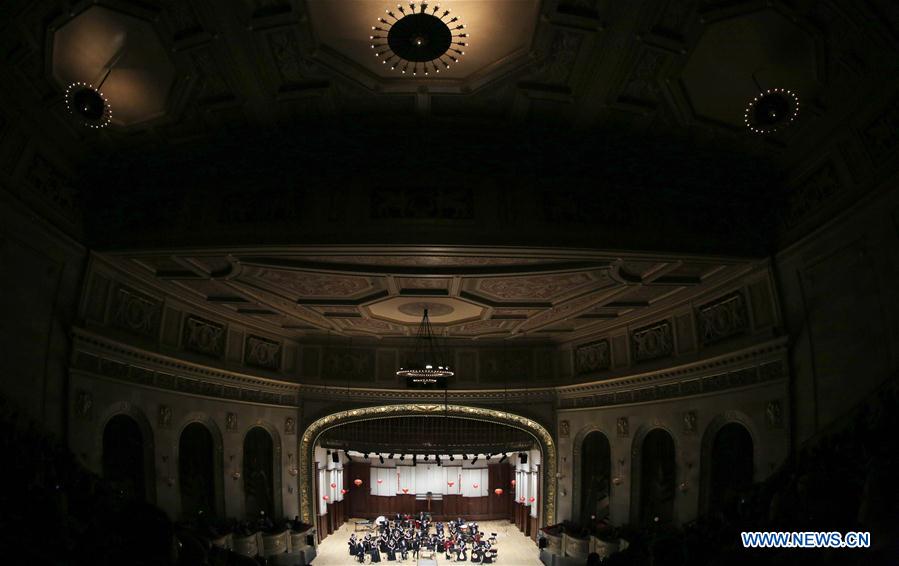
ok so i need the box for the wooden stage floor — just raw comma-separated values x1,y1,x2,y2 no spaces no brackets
313,519,542,565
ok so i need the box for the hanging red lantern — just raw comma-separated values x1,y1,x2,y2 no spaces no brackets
529,497,535,503
473,483,479,489
402,488,409,494
510,479,516,487
494,488,504,496
354,479,363,487
322,495,330,501
447,481,455,487
341,489,348,495
330,482,337,489
377,479,383,484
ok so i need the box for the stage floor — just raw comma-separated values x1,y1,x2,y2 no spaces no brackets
314,520,542,565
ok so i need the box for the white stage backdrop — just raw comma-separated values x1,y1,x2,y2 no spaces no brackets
370,465,488,496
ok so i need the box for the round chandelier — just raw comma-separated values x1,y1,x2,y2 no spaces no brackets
744,88,799,134
65,81,112,129
397,308,453,384
370,2,468,76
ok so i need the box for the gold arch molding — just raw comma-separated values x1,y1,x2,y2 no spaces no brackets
300,404,556,527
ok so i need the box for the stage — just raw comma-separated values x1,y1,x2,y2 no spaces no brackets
313,519,542,565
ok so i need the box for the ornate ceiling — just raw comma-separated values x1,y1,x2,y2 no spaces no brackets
0,0,897,253
106,247,755,342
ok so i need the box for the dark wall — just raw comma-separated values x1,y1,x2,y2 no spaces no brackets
0,193,84,437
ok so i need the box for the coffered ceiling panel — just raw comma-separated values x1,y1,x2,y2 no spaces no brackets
104,247,754,342
305,0,540,82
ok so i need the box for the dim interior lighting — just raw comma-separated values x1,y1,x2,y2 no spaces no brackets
65,82,112,129
397,308,453,383
744,87,799,134
370,2,468,78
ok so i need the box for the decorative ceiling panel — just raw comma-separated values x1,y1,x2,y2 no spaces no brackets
102,247,753,342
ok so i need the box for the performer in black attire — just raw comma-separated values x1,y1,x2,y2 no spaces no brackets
386,537,397,561
349,533,358,556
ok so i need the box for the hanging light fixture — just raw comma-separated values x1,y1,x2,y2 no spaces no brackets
397,308,453,384
743,69,799,136
371,2,468,76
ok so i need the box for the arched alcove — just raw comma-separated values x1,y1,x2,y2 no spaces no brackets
179,422,219,519
572,428,611,525
96,402,156,504
706,422,754,515
633,428,676,526
243,426,276,520
102,414,147,501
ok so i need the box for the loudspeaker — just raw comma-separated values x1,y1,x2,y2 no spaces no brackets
519,453,528,464
332,452,340,463
307,534,316,547
538,537,548,549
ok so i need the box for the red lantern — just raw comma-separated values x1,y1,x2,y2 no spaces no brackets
377,479,383,484
473,483,479,489
354,479,363,487
322,495,329,501
519,496,525,503
402,488,409,494
510,479,516,487
341,489,348,495
529,497,535,503
447,481,455,487
494,488,504,496
330,482,337,489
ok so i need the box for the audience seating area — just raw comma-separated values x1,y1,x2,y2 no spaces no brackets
542,379,899,565
0,393,317,565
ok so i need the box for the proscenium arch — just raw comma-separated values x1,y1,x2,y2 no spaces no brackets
300,404,556,526
571,424,612,523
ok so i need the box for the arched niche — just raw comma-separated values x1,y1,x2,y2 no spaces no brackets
177,417,225,519
572,426,611,525
630,427,677,526
700,414,757,515
243,423,282,520
299,404,556,527
96,402,156,504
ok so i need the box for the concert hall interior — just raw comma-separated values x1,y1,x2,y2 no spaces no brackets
1,0,898,565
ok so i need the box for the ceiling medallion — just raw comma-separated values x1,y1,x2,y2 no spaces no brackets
371,2,468,76
744,88,799,134
397,308,453,385
65,81,112,129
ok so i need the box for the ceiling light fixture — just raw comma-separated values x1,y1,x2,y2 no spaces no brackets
371,2,468,76
744,87,799,134
397,308,453,384
65,81,112,129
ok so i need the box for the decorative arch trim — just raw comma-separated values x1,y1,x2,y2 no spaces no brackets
629,423,679,525
242,421,284,520
176,413,226,519
571,424,612,523
299,404,556,526
95,401,157,505
698,411,758,514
